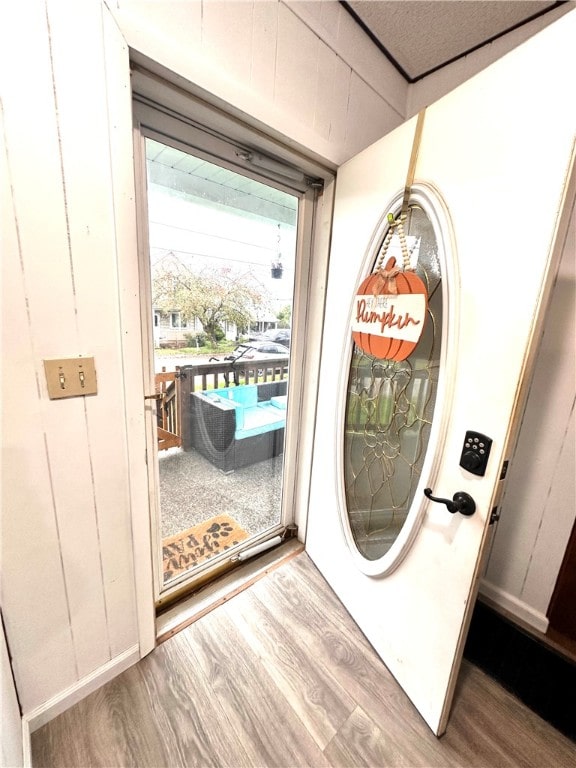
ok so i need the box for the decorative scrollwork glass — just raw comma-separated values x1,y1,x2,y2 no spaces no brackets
343,205,442,561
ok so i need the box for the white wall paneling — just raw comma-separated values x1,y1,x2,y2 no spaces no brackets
523,414,575,610
275,2,322,129
481,193,576,628
250,0,279,100
41,0,124,678
1,0,140,716
112,0,408,166
2,0,87,712
202,1,255,85
313,42,349,145
288,0,406,115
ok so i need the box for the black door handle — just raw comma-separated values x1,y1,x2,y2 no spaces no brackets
424,487,476,516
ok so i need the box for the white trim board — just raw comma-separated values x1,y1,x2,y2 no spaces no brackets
479,579,549,634
23,645,140,737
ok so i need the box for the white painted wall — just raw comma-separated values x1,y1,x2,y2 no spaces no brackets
1,0,574,739
481,197,576,632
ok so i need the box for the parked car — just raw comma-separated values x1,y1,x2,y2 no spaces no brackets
264,329,291,347
225,342,289,362
207,342,289,384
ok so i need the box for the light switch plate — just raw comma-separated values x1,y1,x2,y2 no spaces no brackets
44,357,97,399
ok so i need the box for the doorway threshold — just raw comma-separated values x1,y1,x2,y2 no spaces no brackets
156,538,304,644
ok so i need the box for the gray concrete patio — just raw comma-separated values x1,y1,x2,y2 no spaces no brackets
158,447,283,539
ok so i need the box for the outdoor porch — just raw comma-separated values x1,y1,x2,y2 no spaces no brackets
158,446,283,540
153,354,289,457
154,357,289,583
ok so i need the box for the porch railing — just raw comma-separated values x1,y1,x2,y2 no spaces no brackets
155,356,289,452
155,369,183,451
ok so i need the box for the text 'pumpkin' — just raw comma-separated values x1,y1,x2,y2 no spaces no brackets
351,256,428,361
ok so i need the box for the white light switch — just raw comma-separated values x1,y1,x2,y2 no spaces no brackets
44,357,97,399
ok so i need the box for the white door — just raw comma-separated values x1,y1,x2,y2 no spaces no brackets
306,13,576,736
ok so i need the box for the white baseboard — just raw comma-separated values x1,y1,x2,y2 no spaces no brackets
21,644,140,764
479,579,550,634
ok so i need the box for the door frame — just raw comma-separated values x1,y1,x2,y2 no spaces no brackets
130,67,336,626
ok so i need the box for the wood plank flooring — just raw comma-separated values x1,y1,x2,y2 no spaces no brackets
31,553,575,767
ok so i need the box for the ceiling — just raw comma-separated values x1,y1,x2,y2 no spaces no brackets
342,1,567,81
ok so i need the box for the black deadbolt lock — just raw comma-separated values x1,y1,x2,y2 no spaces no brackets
460,431,492,476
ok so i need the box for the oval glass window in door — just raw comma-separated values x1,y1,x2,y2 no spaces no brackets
343,203,443,564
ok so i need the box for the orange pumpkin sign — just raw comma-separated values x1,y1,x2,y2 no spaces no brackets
352,256,428,361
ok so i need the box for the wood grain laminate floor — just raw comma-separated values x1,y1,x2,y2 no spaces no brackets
31,553,575,768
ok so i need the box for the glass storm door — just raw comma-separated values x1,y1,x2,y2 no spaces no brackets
306,16,575,736
133,98,315,605
145,139,297,594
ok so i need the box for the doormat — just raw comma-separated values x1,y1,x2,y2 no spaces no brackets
162,514,249,582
